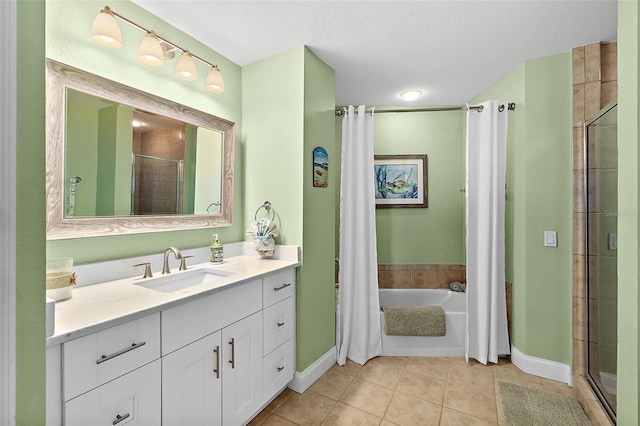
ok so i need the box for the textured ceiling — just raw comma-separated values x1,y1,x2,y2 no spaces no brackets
131,0,617,107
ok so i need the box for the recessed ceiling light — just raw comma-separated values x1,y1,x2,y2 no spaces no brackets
132,120,144,127
400,90,423,101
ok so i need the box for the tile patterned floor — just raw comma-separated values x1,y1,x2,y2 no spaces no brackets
249,356,578,426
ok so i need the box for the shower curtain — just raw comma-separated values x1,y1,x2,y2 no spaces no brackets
336,105,382,366
465,100,511,365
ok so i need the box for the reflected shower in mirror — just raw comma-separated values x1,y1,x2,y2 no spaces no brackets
65,89,222,217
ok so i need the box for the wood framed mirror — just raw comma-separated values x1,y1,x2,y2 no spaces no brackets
46,59,235,239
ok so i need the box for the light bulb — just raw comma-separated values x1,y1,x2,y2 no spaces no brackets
205,66,225,93
175,52,198,81
400,90,423,101
91,7,123,48
138,32,164,67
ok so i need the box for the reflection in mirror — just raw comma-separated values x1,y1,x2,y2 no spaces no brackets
46,59,235,239
65,89,223,217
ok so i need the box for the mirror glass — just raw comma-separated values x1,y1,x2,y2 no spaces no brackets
65,89,223,217
46,60,235,239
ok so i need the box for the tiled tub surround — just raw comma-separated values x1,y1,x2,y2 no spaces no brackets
377,264,466,289
572,41,618,425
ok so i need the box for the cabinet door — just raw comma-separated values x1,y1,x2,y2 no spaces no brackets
64,360,161,426
162,331,222,426
221,312,263,425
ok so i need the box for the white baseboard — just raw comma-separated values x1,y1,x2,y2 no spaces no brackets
510,345,572,386
288,346,336,393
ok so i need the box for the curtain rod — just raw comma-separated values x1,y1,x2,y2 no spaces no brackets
335,102,516,117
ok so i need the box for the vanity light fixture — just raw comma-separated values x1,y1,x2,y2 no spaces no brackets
91,5,225,93
138,32,165,67
175,51,198,81
205,66,225,93
91,6,123,48
400,90,423,101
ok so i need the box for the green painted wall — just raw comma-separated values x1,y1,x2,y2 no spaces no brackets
46,0,244,264
301,48,336,369
617,1,639,422
17,1,46,424
472,53,573,365
374,111,466,264
241,47,304,245
242,47,336,371
66,100,99,216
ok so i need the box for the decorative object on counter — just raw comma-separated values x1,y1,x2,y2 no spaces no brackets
46,257,76,301
449,281,466,292
91,6,225,93
210,234,224,264
247,201,279,257
313,147,329,188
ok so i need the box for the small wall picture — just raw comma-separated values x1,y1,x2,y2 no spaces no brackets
374,154,428,208
313,147,328,188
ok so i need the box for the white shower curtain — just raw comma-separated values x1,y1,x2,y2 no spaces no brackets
465,100,511,365
336,105,382,366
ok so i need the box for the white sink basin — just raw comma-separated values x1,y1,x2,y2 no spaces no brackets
134,268,236,293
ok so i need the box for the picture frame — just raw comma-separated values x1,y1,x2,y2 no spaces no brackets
313,147,328,188
374,154,428,208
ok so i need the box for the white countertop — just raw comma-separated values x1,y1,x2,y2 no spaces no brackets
47,244,299,347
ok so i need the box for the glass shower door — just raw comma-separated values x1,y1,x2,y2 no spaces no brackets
585,101,617,422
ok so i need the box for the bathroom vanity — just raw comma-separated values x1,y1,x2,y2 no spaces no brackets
46,244,299,426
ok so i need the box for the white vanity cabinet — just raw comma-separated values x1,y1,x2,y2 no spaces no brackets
261,269,296,399
160,270,295,426
61,313,161,426
162,331,222,425
48,264,297,426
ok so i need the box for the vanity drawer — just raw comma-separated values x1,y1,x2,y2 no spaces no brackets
162,278,262,355
262,339,294,399
263,296,295,355
63,313,160,402
263,269,295,308
64,359,161,426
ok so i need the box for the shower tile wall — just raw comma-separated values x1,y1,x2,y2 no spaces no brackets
572,41,617,425
377,264,466,289
133,126,185,214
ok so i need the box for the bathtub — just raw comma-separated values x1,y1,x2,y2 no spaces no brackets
379,288,466,357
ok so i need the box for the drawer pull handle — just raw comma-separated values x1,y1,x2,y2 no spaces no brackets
274,283,291,291
229,338,235,369
277,366,285,372
277,322,285,327
96,341,146,364
112,413,130,425
213,345,220,378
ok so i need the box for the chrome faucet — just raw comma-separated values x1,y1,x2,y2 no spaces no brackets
162,247,182,274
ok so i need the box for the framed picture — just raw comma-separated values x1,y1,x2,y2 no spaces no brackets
313,147,328,188
374,154,428,208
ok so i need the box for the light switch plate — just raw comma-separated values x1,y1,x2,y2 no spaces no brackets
609,233,618,251
544,231,557,247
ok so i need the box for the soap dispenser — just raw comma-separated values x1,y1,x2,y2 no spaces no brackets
210,233,223,264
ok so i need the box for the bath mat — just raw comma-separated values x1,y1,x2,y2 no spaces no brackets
382,305,445,336
497,381,591,426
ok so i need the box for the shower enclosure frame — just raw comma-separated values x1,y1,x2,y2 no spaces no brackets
131,153,184,215
583,99,618,424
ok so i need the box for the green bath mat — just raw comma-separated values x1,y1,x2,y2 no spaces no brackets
497,381,591,426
